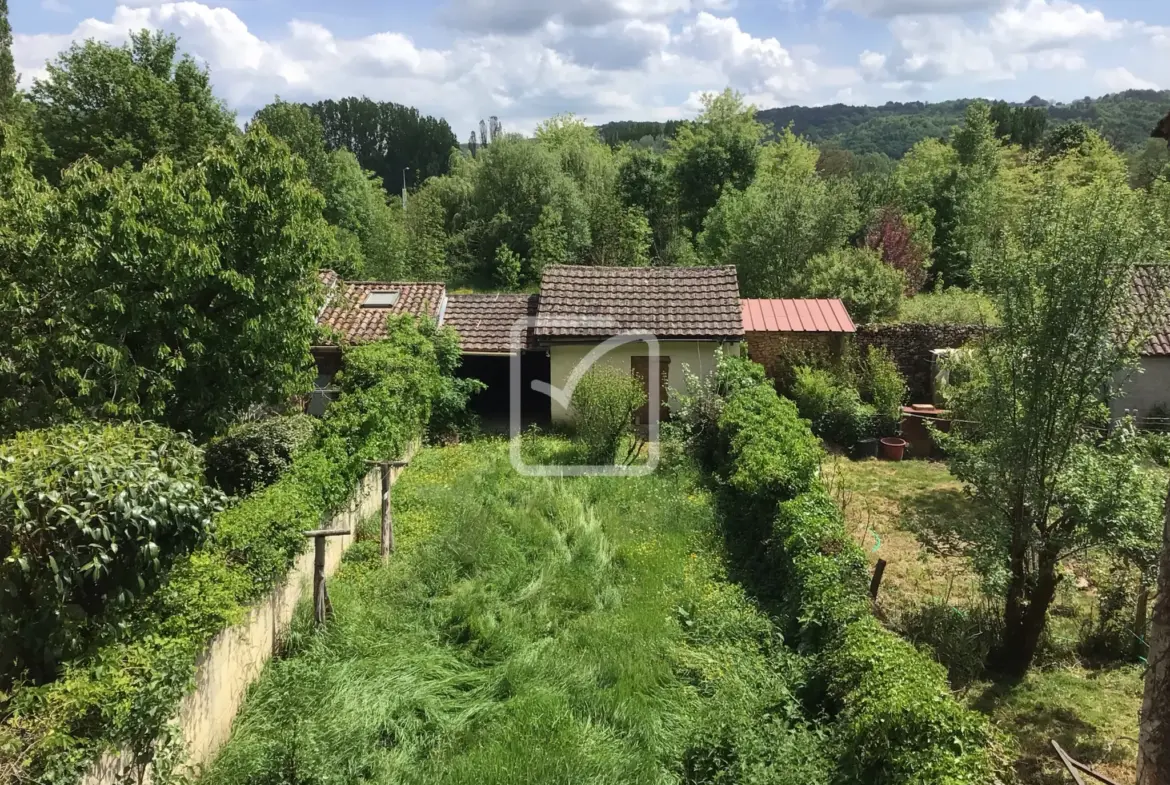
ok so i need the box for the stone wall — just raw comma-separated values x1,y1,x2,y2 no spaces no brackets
856,324,995,401
744,332,843,381
83,448,416,785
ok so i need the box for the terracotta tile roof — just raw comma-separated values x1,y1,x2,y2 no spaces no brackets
445,293,539,353
1134,265,1170,357
534,265,744,340
741,298,856,333
317,280,447,344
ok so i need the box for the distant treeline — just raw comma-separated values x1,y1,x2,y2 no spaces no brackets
596,90,1170,158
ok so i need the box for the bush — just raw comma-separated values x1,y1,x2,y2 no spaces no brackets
570,366,646,464
806,246,905,325
1,316,451,782
674,351,767,469
790,366,875,447
897,288,1000,326
204,415,317,497
859,347,906,436
0,423,226,686
716,383,823,520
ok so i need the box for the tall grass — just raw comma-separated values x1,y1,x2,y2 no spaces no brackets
200,440,830,785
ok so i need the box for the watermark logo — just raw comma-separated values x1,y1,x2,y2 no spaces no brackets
509,315,661,476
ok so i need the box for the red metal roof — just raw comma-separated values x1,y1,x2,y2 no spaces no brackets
741,298,856,333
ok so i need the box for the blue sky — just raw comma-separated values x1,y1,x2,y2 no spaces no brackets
12,0,1170,134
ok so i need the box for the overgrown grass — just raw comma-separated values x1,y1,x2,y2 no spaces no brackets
824,456,1147,784
200,440,831,785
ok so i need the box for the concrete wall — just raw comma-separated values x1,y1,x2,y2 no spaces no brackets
1112,357,1170,420
548,340,740,424
83,452,415,785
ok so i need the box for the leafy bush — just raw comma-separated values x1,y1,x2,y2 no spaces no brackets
790,366,876,447
859,347,906,436
716,384,822,520
898,288,1000,326
570,366,646,463
688,358,998,783
898,600,1000,688
424,319,486,442
204,414,317,497
1078,560,1148,664
0,423,225,685
1,316,450,782
674,350,767,469
806,246,905,325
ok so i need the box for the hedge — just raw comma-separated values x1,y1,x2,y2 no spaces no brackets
204,414,317,497
0,317,445,783
702,358,997,784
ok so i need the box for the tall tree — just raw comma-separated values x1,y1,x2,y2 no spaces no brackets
668,89,765,235
468,130,477,158
251,99,330,188
0,0,14,112
30,31,236,179
310,97,457,191
935,177,1163,677
1138,482,1170,785
0,124,332,438
479,119,489,149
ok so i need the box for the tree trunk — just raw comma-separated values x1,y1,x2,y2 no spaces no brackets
992,538,1061,679
1138,482,1170,785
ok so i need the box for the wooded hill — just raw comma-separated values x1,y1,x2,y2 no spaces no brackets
600,89,1170,158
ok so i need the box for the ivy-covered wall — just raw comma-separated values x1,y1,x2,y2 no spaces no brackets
856,324,994,401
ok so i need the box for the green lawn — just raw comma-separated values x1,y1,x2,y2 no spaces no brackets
199,439,830,785
824,456,1147,785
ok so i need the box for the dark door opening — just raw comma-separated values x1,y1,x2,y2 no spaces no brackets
457,351,550,433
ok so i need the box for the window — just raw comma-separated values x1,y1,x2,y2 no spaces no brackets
363,290,400,307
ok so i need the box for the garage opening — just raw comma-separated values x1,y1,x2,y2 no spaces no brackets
458,351,550,433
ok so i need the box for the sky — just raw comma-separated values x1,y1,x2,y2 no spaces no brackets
11,0,1170,135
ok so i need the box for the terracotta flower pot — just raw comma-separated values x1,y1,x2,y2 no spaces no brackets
879,437,908,461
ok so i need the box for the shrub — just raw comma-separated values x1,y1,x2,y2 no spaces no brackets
898,288,1000,326
859,347,906,436
674,351,767,469
806,246,905,325
864,206,930,295
570,366,646,464
0,423,226,685
826,618,996,784
204,414,317,497
790,366,875,447
716,383,823,520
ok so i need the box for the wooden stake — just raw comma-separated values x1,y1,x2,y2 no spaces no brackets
869,559,887,600
303,528,349,628
380,462,391,562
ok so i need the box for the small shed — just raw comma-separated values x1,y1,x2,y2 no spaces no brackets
741,298,856,380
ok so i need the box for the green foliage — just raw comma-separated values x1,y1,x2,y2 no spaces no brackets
30,31,236,178
570,366,646,463
0,0,12,113
940,174,1161,675
860,346,906,434
789,366,876,447
309,97,457,190
715,382,823,518
700,132,860,296
669,89,766,234
805,246,905,324
0,422,225,685
897,289,1000,325
0,123,331,439
204,415,318,498
493,243,521,289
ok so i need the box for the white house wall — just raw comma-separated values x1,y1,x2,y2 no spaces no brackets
548,340,740,424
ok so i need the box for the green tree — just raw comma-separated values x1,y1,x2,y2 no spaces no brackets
0,125,332,438
700,132,860,297
1128,138,1170,190
30,31,236,178
805,246,905,324
494,243,521,290
403,183,450,281
934,177,1162,677
319,149,407,279
891,137,959,256
251,99,330,188
616,147,678,261
0,0,14,113
309,97,457,190
668,89,765,234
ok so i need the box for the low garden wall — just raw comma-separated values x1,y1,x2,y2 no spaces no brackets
856,323,994,401
82,456,413,785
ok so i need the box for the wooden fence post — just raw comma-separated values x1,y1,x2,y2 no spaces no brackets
870,559,887,601
367,459,410,562
302,528,351,628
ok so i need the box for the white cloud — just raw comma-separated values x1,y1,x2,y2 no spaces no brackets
441,0,713,34
874,0,1142,85
826,0,1006,17
14,3,859,133
1096,66,1159,92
